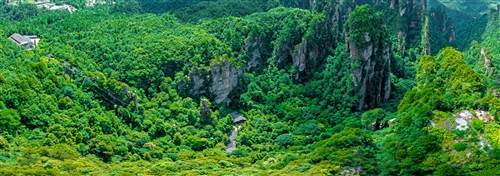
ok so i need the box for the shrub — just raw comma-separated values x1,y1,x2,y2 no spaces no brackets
472,119,484,133
453,142,468,151
343,117,362,128
491,147,500,160
166,153,178,161
61,86,74,98
0,109,21,131
299,162,313,172
230,149,248,157
276,134,294,147
218,160,234,168
455,130,466,137
302,123,321,135
361,108,387,130
434,163,455,176
0,136,8,150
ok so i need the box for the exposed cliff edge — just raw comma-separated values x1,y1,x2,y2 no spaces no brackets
179,60,242,106
387,0,427,55
346,5,392,110
244,37,263,71
209,60,242,105
428,4,457,55
182,0,435,107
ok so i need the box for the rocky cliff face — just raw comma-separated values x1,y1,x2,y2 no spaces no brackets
303,0,427,73
348,34,392,110
290,34,326,80
480,47,493,75
428,5,457,54
180,60,241,106
292,39,308,80
244,37,263,71
200,98,212,124
189,69,208,96
382,0,427,55
284,0,354,80
186,0,431,106
209,60,242,105
347,5,392,110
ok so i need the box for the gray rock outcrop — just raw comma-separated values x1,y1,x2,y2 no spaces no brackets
347,6,392,111
189,70,208,96
200,99,212,124
348,31,391,110
209,60,242,105
181,61,241,106
245,37,263,71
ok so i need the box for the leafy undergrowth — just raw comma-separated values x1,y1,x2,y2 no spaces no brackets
1,1,500,175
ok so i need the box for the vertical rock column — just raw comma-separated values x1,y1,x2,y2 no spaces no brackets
209,60,242,105
346,5,391,110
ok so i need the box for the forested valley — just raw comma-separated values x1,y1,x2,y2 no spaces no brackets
1,0,500,175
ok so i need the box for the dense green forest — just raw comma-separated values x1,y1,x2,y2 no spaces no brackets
1,0,500,175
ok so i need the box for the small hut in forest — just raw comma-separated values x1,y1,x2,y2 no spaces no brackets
230,111,247,124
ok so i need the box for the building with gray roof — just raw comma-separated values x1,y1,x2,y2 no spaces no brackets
8,33,39,50
230,111,247,124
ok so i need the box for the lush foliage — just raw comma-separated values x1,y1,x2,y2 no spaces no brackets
1,0,500,175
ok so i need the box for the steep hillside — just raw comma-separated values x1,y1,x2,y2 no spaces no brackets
1,0,500,175
377,47,500,175
467,9,500,86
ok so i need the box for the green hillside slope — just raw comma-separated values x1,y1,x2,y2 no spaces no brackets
1,0,500,175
